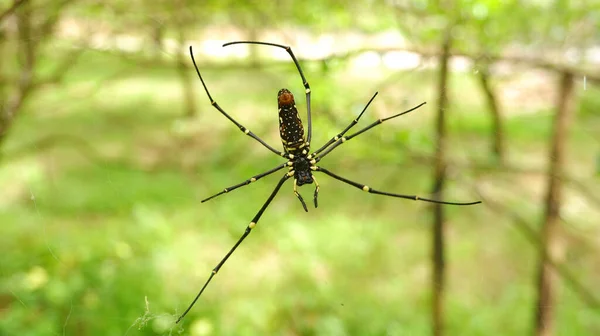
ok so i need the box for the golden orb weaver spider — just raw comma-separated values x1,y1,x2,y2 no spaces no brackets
177,41,481,323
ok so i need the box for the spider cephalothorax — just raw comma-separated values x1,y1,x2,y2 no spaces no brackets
178,41,482,323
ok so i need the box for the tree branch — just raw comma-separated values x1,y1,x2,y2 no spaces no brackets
0,0,28,23
472,185,600,311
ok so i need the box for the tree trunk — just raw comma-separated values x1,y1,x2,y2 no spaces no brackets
151,19,164,61
431,28,452,336
0,0,74,150
248,25,260,69
534,71,575,336
0,0,29,23
476,63,505,163
0,1,34,148
177,21,196,118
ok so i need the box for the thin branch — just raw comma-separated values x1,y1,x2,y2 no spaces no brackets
0,0,28,23
282,46,600,85
191,46,600,87
32,45,86,88
403,150,600,209
472,185,600,310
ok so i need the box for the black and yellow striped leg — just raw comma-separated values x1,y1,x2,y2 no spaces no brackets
293,178,308,212
189,46,290,159
312,175,320,208
223,41,313,144
314,102,427,162
311,92,378,157
176,174,291,324
315,167,481,206
201,163,288,203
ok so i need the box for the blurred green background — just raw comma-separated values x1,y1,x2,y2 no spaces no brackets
1,0,599,335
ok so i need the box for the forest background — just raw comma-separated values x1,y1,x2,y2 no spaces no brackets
1,0,599,335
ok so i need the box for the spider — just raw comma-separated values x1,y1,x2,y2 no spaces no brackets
177,41,481,323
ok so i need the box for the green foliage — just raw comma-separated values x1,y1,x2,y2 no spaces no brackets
579,87,600,118
2,43,599,335
2,1,600,335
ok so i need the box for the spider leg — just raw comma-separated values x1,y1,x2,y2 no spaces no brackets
202,163,288,203
223,41,313,144
189,46,290,159
177,174,291,324
315,166,481,206
314,102,426,162
311,92,378,157
312,174,320,208
293,178,308,212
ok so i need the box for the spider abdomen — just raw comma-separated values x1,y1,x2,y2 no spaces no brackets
278,88,306,155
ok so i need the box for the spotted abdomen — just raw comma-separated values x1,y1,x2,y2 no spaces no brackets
278,88,306,155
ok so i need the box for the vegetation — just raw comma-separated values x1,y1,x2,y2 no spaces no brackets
1,1,599,335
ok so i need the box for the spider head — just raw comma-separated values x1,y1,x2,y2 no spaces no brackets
278,88,295,107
